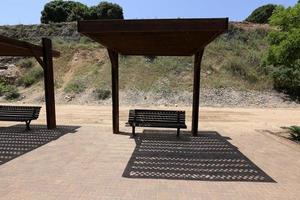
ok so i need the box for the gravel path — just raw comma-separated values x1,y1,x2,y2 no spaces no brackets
40,88,300,108
2,87,298,108
120,88,299,108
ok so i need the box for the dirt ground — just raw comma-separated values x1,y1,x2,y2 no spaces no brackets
23,104,300,130
1,104,300,142
0,104,300,199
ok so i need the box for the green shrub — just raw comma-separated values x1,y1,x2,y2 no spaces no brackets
265,4,300,97
226,58,259,83
95,88,111,100
282,126,300,141
0,78,20,100
17,58,34,68
246,4,277,24
64,79,86,94
227,59,247,77
245,70,259,83
0,78,7,96
3,86,20,100
19,66,44,87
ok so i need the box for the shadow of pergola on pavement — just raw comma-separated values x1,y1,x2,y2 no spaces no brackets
0,125,80,165
123,130,275,182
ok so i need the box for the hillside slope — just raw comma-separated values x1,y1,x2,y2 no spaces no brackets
1,22,296,107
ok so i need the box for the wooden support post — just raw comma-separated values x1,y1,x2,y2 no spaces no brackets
192,49,204,136
108,49,119,134
42,38,56,129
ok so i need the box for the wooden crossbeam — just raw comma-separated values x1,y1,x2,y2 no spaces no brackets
0,35,60,57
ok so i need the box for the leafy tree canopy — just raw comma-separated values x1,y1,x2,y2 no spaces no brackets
41,0,123,23
88,2,124,20
264,4,300,97
246,4,277,24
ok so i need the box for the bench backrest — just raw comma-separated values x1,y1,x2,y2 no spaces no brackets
0,106,41,121
128,109,186,125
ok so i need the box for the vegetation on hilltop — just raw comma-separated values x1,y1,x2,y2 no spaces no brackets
1,1,300,104
246,4,277,24
41,0,123,24
0,22,80,43
0,22,274,103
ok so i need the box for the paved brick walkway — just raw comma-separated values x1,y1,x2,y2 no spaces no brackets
0,105,299,199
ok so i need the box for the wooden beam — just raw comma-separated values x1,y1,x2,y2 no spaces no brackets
108,49,119,134
191,49,204,136
42,38,56,129
33,55,45,69
78,19,228,56
78,18,229,33
27,45,45,68
0,35,60,57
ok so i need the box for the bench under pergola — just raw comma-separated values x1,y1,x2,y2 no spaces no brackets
78,18,228,136
0,35,59,129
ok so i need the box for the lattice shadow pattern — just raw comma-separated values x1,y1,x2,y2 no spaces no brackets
123,130,275,182
0,125,80,165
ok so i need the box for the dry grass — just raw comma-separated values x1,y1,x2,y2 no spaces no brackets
0,22,274,103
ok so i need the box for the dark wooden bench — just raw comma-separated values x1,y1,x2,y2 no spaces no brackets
126,109,187,137
0,105,41,130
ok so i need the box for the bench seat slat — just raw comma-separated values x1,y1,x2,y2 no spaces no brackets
132,112,184,116
129,114,185,117
0,115,34,118
128,119,185,123
127,123,187,128
134,114,184,117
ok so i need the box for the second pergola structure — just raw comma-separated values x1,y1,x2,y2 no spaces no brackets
0,35,59,129
78,18,228,136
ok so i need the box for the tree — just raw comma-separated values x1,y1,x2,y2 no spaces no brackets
41,0,68,23
41,1,124,23
66,1,90,22
264,4,300,97
88,1,124,20
41,0,89,23
246,4,277,24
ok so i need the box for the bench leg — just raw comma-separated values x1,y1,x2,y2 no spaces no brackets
177,128,180,137
25,121,31,131
132,126,136,137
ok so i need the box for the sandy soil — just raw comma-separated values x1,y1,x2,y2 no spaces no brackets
1,104,299,137
0,104,300,200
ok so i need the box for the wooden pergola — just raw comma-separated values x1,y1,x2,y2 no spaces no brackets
0,35,60,129
78,18,228,136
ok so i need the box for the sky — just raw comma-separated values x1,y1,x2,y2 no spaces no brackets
0,0,298,25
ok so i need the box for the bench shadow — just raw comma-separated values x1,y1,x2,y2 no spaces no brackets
123,130,275,182
0,124,80,165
